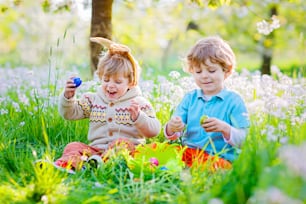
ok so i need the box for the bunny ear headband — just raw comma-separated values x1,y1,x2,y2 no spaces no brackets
90,37,139,86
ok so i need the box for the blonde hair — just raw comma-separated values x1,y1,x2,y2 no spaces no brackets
90,37,140,86
184,36,236,74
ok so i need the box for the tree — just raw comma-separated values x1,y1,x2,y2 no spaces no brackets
1,0,303,76
90,0,113,75
260,5,278,75
189,0,304,75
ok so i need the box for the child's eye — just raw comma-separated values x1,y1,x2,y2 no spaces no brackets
103,78,109,82
116,81,122,84
208,70,216,73
195,70,202,74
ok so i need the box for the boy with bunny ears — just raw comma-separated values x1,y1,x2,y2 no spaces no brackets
54,37,161,172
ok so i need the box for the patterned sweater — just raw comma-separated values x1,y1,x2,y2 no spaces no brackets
58,86,161,149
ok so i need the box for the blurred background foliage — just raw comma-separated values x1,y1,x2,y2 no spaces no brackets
0,0,305,79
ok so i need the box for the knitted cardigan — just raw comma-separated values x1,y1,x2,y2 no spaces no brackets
58,86,161,149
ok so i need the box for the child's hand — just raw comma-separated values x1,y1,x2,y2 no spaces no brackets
166,116,185,135
128,99,140,122
64,77,78,99
201,118,231,139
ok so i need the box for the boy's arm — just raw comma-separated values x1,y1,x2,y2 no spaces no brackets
223,127,248,147
164,123,182,140
133,99,161,138
58,91,92,120
224,93,250,147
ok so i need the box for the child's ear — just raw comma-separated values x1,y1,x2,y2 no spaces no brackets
224,65,233,78
224,70,232,78
128,82,135,88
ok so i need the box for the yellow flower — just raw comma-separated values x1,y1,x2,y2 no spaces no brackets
108,188,118,194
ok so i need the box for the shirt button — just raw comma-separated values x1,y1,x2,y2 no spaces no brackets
109,102,114,107
109,131,113,136
108,118,112,122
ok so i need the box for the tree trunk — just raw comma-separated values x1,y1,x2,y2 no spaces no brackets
90,0,113,76
261,53,272,75
260,6,277,75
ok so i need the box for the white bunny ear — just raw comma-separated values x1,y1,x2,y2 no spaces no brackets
90,37,113,48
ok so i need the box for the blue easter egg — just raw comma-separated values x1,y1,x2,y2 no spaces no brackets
73,77,82,87
160,166,168,170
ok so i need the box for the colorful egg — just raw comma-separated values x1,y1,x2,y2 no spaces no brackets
200,115,209,124
160,166,168,170
73,77,82,87
149,157,159,166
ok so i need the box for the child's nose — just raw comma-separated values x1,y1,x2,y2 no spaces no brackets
201,70,209,78
108,82,116,88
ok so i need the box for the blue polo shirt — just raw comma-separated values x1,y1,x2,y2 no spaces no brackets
173,88,250,162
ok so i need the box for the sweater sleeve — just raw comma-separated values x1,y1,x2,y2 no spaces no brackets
133,97,161,138
164,124,182,140
223,127,248,147
58,91,93,120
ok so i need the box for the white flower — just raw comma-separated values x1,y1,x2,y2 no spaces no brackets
248,187,303,204
12,102,21,112
208,198,224,204
168,71,181,79
41,195,48,204
257,20,272,35
0,109,8,115
271,15,280,29
279,142,306,180
256,15,280,35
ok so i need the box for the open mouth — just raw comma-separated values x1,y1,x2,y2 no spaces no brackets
107,90,117,98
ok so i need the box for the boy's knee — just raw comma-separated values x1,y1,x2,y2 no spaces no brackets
65,142,85,150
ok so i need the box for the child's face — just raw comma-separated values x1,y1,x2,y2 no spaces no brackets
101,73,132,100
192,59,230,96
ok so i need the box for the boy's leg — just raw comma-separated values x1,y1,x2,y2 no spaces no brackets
105,138,136,158
181,147,232,170
55,142,103,170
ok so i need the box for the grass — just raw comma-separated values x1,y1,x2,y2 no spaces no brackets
0,66,305,203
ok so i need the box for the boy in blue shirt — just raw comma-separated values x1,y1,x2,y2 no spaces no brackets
164,36,250,169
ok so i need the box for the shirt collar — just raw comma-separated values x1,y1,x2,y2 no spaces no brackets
196,88,227,100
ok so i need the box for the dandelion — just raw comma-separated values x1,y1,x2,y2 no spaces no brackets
32,150,37,158
266,125,278,142
140,80,155,99
279,143,306,180
94,182,103,188
19,121,25,127
208,198,224,204
169,71,181,79
0,97,5,103
19,94,30,106
12,102,21,112
41,195,48,204
180,169,192,183
279,137,288,144
0,109,8,115
248,187,303,204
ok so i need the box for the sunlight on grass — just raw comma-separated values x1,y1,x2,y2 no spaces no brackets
0,66,305,203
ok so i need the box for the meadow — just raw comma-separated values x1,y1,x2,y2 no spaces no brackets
0,65,305,204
